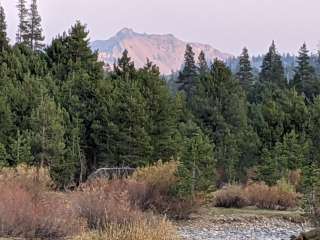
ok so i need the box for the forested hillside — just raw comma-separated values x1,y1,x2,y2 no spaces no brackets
0,1,319,207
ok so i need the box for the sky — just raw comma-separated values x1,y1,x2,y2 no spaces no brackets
1,0,320,55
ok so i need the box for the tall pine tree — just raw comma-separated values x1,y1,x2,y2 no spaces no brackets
260,41,287,88
177,44,198,104
292,43,318,100
237,47,254,92
197,50,209,76
27,0,44,50
16,0,28,44
0,4,8,51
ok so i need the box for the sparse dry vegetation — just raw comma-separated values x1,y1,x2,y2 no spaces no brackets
0,163,184,239
72,216,179,240
213,180,300,210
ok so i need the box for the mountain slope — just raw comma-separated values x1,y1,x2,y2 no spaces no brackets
91,28,232,74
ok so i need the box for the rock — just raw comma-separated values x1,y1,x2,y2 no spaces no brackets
293,229,320,240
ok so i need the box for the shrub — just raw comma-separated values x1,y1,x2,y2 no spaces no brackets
0,164,54,192
72,215,179,240
213,185,249,208
0,181,84,239
245,181,299,210
131,160,179,195
130,160,195,219
71,179,140,230
213,181,300,210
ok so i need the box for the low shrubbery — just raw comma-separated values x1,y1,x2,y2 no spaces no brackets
131,160,195,219
72,216,179,240
0,166,83,239
213,180,300,210
214,185,249,208
0,163,184,239
71,179,140,230
246,181,300,210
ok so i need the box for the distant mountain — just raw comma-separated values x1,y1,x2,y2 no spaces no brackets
91,28,233,74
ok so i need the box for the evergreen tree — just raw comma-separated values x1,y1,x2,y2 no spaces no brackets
30,94,66,168
260,41,287,88
27,0,44,50
10,130,33,165
177,44,198,104
138,60,179,161
110,79,153,167
0,143,8,166
0,97,13,152
309,96,320,164
46,22,104,173
113,49,136,80
178,120,215,195
259,131,309,185
237,47,254,92
197,50,209,76
0,4,8,51
292,43,319,100
16,0,28,44
191,59,248,183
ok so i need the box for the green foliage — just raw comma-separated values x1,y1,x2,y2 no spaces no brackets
237,47,254,92
0,143,8,166
9,130,33,165
16,0,28,44
259,131,309,185
0,4,319,205
291,43,320,101
260,41,287,88
177,120,215,194
26,0,44,50
177,44,198,104
0,4,8,51
191,59,248,183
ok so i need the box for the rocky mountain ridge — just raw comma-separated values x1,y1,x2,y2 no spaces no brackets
91,28,232,74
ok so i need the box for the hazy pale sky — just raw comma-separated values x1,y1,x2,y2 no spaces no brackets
1,0,319,55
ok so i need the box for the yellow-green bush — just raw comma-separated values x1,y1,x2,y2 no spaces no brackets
0,164,54,191
73,216,179,240
131,160,179,194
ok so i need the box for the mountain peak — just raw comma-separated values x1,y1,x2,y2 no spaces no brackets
116,27,135,37
92,29,232,74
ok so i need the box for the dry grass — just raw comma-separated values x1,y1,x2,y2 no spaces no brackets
71,179,140,230
0,164,54,191
0,174,84,239
245,181,300,210
131,160,195,219
0,163,184,239
131,160,179,194
213,181,300,210
213,185,249,208
73,216,179,240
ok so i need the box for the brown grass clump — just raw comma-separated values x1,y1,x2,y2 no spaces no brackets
213,185,249,208
132,160,179,194
73,215,179,240
0,169,84,239
0,164,54,191
130,160,194,219
71,179,141,230
213,181,300,210
245,181,300,210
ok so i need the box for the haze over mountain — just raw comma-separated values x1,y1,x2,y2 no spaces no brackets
91,28,232,74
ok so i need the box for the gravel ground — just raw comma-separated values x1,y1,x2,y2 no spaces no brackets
177,215,312,240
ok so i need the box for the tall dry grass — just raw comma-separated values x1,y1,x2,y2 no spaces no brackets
73,216,179,240
131,160,195,219
0,163,185,239
213,181,300,210
0,165,84,239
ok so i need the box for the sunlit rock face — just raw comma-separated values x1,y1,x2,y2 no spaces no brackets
91,28,232,74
